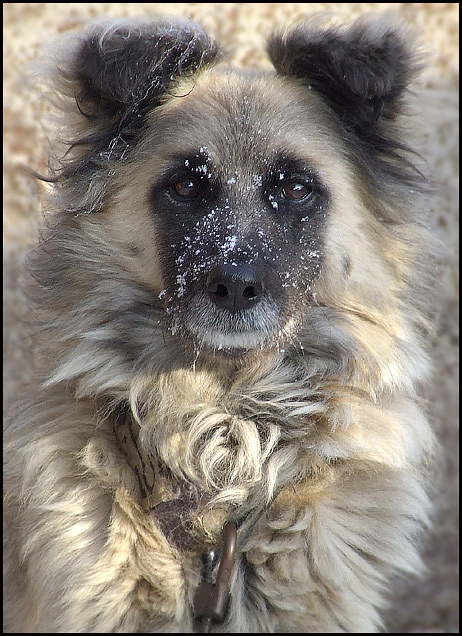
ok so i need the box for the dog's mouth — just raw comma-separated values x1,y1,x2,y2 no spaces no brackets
186,296,286,353
162,262,303,355
166,291,300,357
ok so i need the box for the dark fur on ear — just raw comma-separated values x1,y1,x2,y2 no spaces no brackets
268,15,420,131
44,17,221,214
268,15,425,192
72,18,220,121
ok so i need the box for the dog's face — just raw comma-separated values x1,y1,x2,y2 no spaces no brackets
39,16,431,384
113,73,341,356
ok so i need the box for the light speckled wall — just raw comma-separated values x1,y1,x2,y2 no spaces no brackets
3,3,459,632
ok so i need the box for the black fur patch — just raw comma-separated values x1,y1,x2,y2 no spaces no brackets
267,17,418,132
73,19,221,122
267,16,425,194
48,18,221,212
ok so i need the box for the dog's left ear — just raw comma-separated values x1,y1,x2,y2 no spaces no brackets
268,15,421,136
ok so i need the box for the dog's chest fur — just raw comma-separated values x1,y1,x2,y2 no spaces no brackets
38,357,427,634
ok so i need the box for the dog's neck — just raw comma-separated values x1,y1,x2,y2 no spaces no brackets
113,405,242,631
112,404,274,552
112,403,205,550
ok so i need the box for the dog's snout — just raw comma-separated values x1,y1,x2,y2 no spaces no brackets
206,264,263,313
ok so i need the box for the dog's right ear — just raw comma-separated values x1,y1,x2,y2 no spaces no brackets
44,18,221,213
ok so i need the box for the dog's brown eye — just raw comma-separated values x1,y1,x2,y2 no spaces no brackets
282,180,313,202
172,177,200,199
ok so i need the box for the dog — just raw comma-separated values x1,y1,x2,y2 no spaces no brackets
3,13,437,633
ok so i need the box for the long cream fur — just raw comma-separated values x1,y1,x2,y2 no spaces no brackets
4,14,436,633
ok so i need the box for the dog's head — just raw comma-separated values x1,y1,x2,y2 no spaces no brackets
38,15,431,385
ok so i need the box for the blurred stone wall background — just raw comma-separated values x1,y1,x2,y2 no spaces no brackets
3,3,459,632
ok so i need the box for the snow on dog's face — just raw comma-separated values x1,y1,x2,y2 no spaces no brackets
140,74,333,356
40,16,431,376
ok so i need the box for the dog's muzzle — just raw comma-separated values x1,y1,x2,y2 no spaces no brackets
168,258,290,353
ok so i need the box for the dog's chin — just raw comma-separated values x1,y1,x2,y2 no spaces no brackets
190,327,275,358
170,305,301,361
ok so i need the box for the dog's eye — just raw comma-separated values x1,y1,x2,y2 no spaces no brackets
171,176,201,199
281,180,313,202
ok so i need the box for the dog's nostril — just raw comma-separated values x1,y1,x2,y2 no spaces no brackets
243,285,260,300
206,265,263,313
210,283,229,298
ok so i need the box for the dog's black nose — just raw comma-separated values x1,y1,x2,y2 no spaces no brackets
206,264,263,313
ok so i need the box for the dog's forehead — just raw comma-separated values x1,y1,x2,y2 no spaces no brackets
145,70,338,175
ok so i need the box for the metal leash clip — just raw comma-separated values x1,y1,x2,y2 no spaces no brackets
193,522,237,633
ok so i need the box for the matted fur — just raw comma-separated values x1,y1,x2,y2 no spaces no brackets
4,14,437,633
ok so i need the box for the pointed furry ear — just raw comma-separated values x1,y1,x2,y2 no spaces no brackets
267,15,421,135
66,18,221,121
44,17,221,213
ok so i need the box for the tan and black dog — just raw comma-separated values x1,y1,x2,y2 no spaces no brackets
4,14,437,633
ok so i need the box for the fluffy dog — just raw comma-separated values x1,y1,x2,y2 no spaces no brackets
4,14,436,633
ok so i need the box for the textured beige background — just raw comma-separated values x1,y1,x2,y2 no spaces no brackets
3,3,459,633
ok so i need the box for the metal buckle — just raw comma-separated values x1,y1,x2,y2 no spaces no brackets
193,522,237,633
